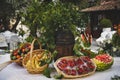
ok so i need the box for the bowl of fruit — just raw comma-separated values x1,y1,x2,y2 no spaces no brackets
10,43,31,66
54,56,96,79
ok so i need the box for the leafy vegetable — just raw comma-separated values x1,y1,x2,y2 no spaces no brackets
111,75,120,80
54,74,63,79
43,68,51,78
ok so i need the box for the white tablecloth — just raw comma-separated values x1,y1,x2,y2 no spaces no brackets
0,34,8,47
0,54,120,80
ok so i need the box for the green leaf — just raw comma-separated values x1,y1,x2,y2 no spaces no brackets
54,74,63,79
52,50,58,59
43,67,51,78
74,50,84,56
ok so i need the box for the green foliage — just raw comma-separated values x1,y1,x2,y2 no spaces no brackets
20,1,42,29
94,0,101,5
54,74,63,79
21,1,83,49
6,0,28,10
111,75,120,80
73,36,96,58
100,40,113,56
43,67,52,78
17,27,25,37
112,32,120,47
25,35,34,43
98,33,120,57
100,18,112,28
40,2,81,32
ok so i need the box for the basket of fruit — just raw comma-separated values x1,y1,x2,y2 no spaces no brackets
10,43,31,66
22,39,51,74
54,56,96,79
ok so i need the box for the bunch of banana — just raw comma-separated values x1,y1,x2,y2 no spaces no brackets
25,50,51,73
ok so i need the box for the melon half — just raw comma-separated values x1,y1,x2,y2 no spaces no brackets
92,54,114,71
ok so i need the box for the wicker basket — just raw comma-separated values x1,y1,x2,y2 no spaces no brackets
10,43,31,66
54,56,96,78
12,58,23,66
22,39,50,74
10,48,23,66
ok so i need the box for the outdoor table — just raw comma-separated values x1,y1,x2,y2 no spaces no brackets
0,54,120,80
0,33,8,48
1,31,20,50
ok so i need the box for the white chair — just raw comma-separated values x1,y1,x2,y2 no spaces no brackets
9,35,20,50
0,34,8,48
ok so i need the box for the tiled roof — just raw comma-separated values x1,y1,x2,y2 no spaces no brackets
81,1,120,12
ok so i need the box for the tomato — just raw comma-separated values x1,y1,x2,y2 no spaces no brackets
16,55,21,59
13,52,18,56
28,45,31,49
22,48,25,52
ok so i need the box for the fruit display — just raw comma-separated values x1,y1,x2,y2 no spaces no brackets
10,43,31,65
22,49,51,74
54,56,96,78
92,54,114,71
80,31,92,48
80,48,97,58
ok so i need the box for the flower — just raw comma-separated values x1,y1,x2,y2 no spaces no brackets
113,24,120,34
112,47,117,52
98,38,120,57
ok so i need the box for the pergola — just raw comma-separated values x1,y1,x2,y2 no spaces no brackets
81,0,120,38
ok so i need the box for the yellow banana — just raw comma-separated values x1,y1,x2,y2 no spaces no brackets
40,53,48,60
24,51,50,73
35,56,40,68
26,60,32,69
31,55,36,69
38,64,48,71
26,60,31,67
37,52,44,59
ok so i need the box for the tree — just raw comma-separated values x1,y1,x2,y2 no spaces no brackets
0,0,14,32
0,0,29,32
0,0,89,33
0,0,53,32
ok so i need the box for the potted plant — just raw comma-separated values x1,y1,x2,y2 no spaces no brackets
21,0,83,59
41,1,83,59
99,18,112,32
